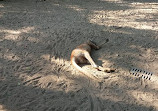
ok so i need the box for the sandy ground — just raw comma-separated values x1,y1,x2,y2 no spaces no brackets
0,0,158,111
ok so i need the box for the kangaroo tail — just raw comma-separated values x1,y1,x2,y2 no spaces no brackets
71,57,98,81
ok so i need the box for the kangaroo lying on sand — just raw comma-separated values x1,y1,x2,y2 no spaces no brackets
71,39,115,80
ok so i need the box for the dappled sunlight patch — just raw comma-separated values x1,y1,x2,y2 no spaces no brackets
88,1,158,31
14,54,79,92
130,2,158,9
1,30,21,35
0,104,7,111
18,68,82,93
129,90,158,110
1,27,34,34
50,57,71,71
3,52,20,61
0,4,4,8
150,77,158,90
129,46,158,74
1,1,157,110
3,34,19,41
101,0,125,2
101,59,114,68
27,36,40,43
18,73,42,86
66,4,85,12
0,27,35,41
54,3,60,6
41,54,50,61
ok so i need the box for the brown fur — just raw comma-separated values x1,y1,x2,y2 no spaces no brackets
71,40,115,80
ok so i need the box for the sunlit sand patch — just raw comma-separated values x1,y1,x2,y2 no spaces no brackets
3,52,20,61
131,90,154,102
0,4,4,8
40,55,72,77
17,66,80,93
27,36,40,43
66,5,85,12
131,2,158,9
1,30,21,35
54,3,60,6
0,104,7,111
0,27,35,41
1,27,34,35
129,90,158,110
81,65,115,79
50,57,71,67
4,35,19,41
41,54,50,61
100,0,124,2
88,2,158,31
148,73,158,90
89,10,158,30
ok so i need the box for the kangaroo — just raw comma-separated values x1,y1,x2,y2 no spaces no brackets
71,39,115,80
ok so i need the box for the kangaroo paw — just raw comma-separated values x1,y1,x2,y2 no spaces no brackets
98,66,115,73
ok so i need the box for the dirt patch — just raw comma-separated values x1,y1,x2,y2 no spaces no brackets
0,0,158,111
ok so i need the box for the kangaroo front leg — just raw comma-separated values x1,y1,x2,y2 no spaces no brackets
84,51,98,69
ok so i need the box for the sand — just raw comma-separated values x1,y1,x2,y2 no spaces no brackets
0,0,158,111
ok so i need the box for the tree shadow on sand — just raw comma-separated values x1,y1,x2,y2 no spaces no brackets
0,0,158,111
0,67,156,111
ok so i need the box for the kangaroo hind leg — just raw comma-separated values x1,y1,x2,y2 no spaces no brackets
84,51,98,68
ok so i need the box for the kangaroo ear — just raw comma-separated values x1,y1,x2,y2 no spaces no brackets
87,39,97,45
87,40,92,44
87,39,93,43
